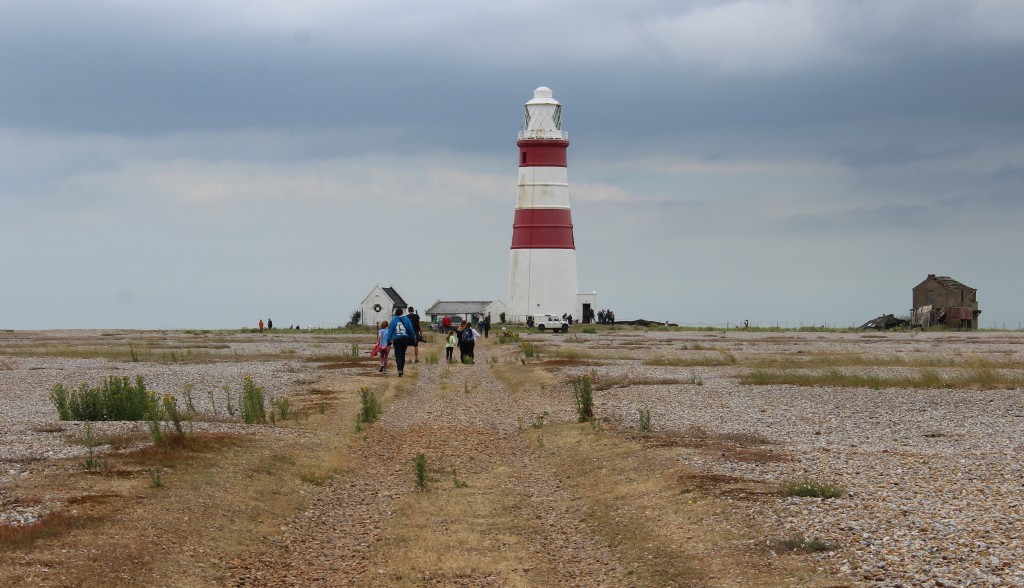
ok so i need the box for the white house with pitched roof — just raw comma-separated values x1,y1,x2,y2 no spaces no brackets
361,285,409,327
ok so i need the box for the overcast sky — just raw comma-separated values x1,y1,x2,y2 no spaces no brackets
2,0,1022,329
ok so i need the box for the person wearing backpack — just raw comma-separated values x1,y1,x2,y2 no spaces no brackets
459,319,480,363
385,308,417,376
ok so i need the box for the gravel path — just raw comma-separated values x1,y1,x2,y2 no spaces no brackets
229,341,624,587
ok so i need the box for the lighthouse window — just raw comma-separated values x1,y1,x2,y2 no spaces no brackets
553,106,562,129
521,151,527,164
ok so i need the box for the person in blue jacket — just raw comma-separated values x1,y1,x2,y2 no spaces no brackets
385,307,418,377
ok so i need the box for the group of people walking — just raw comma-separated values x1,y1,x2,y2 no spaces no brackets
375,308,484,375
596,309,616,324
373,306,421,377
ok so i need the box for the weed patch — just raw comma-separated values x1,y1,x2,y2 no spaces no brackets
781,478,846,499
571,375,594,422
50,375,150,421
358,387,382,423
741,367,1022,390
644,349,737,367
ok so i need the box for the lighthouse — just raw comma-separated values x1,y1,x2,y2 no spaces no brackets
508,87,588,322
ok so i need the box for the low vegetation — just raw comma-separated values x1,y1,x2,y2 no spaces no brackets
741,367,1023,390
358,387,382,423
50,376,151,421
644,349,737,367
781,478,846,499
571,375,594,422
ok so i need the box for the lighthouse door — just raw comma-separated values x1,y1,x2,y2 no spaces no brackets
582,303,592,324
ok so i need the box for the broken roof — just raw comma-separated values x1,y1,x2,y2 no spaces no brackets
931,275,975,292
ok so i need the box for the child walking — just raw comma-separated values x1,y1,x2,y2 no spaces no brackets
377,321,390,373
445,327,457,363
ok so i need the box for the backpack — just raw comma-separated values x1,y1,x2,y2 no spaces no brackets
460,327,474,343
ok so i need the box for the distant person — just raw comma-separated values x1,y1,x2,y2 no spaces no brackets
385,308,417,377
441,315,452,334
375,321,390,373
407,306,423,363
445,328,457,363
483,313,491,338
258,319,264,333
460,319,480,363
267,318,273,330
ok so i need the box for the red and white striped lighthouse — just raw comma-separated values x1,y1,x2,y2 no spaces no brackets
507,87,580,322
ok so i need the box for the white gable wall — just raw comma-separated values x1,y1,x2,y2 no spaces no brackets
361,285,395,327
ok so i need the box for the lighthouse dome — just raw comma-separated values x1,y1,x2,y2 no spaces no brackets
527,86,560,106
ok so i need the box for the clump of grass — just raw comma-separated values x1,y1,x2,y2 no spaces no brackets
781,478,846,499
688,371,704,386
532,412,548,429
776,537,835,553
206,387,218,416
571,375,594,422
638,409,652,433
145,399,165,444
79,422,107,472
358,387,381,423
240,376,266,424
160,394,185,435
521,341,538,358
50,375,151,421
497,331,521,345
644,349,737,367
350,343,360,357
741,367,1022,390
270,395,291,421
223,385,236,417
413,453,428,491
452,468,468,488
182,383,197,415
426,352,439,365
300,471,332,486
147,467,163,488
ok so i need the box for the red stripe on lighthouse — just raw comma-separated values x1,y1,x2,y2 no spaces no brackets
511,208,575,249
518,139,569,167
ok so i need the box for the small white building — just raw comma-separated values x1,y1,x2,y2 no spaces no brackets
361,285,408,326
424,300,507,326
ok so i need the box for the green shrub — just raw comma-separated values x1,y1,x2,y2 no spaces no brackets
571,375,594,422
50,376,150,421
497,331,520,345
240,376,266,424
161,394,185,435
413,453,427,491
521,341,538,358
638,408,652,433
358,387,381,423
